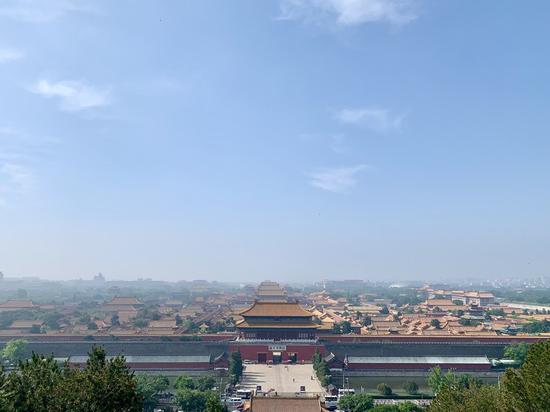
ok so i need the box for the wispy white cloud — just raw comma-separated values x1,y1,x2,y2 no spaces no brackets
336,107,403,133
308,164,367,193
0,0,94,23
0,48,24,63
279,0,418,26
30,79,111,112
0,162,33,205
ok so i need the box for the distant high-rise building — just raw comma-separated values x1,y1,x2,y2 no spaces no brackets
93,272,105,281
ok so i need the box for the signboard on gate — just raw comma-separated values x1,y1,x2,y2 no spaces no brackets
268,344,287,351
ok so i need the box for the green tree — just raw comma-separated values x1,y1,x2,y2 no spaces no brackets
175,375,196,390
369,405,400,412
132,318,148,328
430,319,441,329
1,339,28,364
204,391,225,412
377,382,393,396
312,350,330,387
0,364,7,410
341,320,352,334
111,314,120,326
174,389,208,412
370,404,425,412
521,319,550,333
397,401,425,411
403,380,419,395
503,342,529,366
29,324,41,334
429,384,500,412
63,347,141,412
196,375,216,391
500,340,550,412
338,393,374,412
229,351,243,384
135,374,169,412
4,354,65,412
427,367,481,395
43,312,63,330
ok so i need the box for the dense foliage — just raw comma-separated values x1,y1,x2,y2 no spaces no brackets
370,403,425,412
0,346,141,412
312,350,330,386
338,393,374,412
494,288,550,305
377,383,393,395
228,350,243,385
173,388,223,412
503,342,529,366
428,340,550,411
135,374,169,412
0,340,28,365
403,381,419,395
521,319,550,334
427,366,482,395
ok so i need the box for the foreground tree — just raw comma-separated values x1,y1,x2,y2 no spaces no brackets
429,385,501,412
428,340,550,412
63,347,141,412
135,374,169,412
0,346,142,412
371,403,425,412
174,388,223,412
503,342,529,367
427,367,481,395
338,393,374,412
175,374,196,390
3,354,65,412
500,340,550,412
0,339,28,365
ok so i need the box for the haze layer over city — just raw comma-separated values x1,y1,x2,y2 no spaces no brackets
1,0,549,283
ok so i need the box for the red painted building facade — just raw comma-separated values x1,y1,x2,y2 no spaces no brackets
230,342,326,363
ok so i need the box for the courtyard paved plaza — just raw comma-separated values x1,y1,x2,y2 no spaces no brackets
240,363,324,394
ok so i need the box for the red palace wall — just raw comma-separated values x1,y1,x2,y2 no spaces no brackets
319,335,548,344
229,343,326,363
347,363,492,371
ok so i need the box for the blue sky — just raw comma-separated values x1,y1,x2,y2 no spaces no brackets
0,0,549,282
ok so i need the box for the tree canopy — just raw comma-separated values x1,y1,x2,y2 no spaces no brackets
500,340,550,412
503,342,529,366
429,340,550,412
338,393,374,412
0,346,141,412
135,374,169,412
0,339,28,365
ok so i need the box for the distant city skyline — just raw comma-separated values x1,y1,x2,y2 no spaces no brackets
1,1,549,281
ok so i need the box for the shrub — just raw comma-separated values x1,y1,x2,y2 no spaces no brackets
403,380,418,395
377,382,392,396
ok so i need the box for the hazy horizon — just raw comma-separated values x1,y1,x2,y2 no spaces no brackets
1,1,549,282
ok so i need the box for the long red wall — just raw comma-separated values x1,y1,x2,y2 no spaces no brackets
319,335,549,344
346,363,492,371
